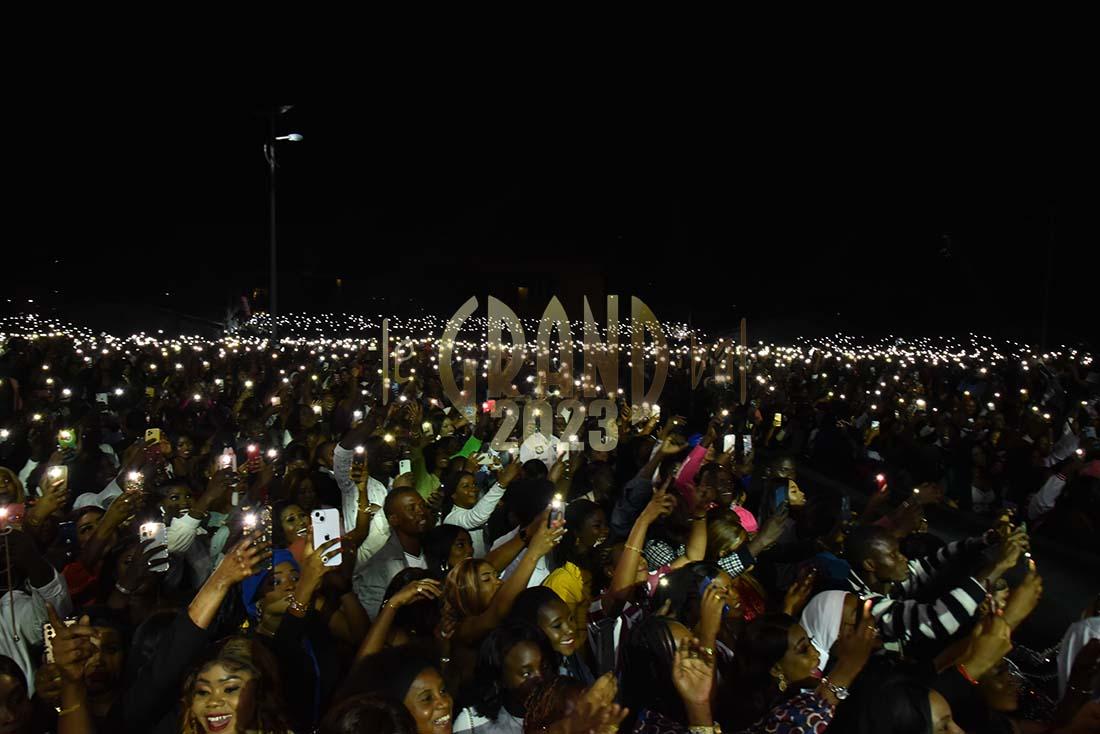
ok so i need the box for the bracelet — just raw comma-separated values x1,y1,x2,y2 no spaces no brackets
820,676,849,700
688,725,721,734
624,544,644,554
115,582,133,596
287,596,308,618
58,703,82,717
957,663,979,685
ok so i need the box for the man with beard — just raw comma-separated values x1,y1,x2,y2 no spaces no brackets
356,487,434,616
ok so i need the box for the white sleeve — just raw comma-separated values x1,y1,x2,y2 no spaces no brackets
356,481,391,567
31,568,74,627
444,483,507,530
334,444,360,520
167,514,204,554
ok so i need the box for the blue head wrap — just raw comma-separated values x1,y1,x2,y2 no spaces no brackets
240,548,299,619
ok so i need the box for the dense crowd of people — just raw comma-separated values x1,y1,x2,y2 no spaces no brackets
0,324,1097,734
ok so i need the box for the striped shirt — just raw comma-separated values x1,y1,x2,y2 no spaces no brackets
847,538,989,652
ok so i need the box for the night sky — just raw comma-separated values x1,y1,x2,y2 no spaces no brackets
8,99,1086,346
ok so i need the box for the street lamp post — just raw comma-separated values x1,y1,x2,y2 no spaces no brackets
264,106,302,342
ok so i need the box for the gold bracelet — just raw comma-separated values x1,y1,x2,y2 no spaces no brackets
624,544,644,554
58,703,82,717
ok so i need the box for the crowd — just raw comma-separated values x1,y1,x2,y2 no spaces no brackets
0,323,1097,734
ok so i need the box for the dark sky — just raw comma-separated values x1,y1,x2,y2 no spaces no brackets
7,98,1086,346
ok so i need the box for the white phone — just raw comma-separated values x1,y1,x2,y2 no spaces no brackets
43,619,77,664
311,509,343,567
139,522,169,573
398,459,412,475
722,434,736,454
742,434,753,455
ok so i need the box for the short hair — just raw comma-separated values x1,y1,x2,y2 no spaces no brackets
384,487,421,518
844,525,893,569
422,524,469,574
508,587,565,627
504,478,555,527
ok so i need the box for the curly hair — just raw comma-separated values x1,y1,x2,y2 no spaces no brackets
522,676,584,734
180,654,292,734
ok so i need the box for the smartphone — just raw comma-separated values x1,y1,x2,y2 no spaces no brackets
271,396,281,407
697,576,732,616
47,465,68,484
145,428,163,445
871,420,880,430
219,448,238,473
398,458,412,475
57,428,77,450
96,393,109,405
722,434,736,454
840,495,851,517
421,421,435,438
145,387,156,398
43,620,77,664
246,444,261,473
0,503,25,529
773,412,783,427
548,494,564,528
773,480,789,511
139,522,169,573
124,471,144,494
742,434,753,455
311,509,343,567
353,445,367,470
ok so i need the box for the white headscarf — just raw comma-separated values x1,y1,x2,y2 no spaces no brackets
800,590,850,671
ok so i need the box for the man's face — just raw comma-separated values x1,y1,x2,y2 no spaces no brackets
390,492,431,536
868,535,910,582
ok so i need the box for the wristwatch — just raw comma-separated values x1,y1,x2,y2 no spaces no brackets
821,676,849,700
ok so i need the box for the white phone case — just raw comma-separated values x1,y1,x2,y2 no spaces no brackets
139,522,170,572
43,620,76,664
311,509,343,567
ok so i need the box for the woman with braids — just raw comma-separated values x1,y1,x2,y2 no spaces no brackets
453,622,557,734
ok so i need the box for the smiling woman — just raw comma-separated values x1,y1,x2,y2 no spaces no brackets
181,654,291,734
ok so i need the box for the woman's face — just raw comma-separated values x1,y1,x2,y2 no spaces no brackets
928,689,964,734
472,561,501,610
774,624,820,687
787,480,806,508
0,672,32,734
279,505,309,543
0,472,20,505
536,600,579,656
452,475,479,509
501,641,546,712
160,485,193,520
978,662,1019,712
403,668,452,734
83,627,124,696
191,662,256,734
116,543,155,594
258,563,300,619
448,531,474,570
176,436,195,460
576,509,609,551
76,509,105,548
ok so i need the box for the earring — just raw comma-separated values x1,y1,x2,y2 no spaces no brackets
776,671,788,692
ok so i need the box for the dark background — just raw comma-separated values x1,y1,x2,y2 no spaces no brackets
6,99,1088,346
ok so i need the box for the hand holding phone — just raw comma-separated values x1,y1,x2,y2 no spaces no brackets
138,522,170,573
311,509,343,567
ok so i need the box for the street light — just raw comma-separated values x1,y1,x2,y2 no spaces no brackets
264,108,303,341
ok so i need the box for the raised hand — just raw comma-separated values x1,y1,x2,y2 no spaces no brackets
1003,562,1043,628
298,537,344,600
829,599,879,687
497,460,522,488
212,534,271,586
527,520,567,559
958,614,1014,681
116,537,169,593
45,605,97,685
672,637,717,707
640,485,677,524
388,578,443,609
782,568,818,616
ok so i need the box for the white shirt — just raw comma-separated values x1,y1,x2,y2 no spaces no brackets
443,482,507,558
1058,616,1100,700
0,569,73,696
404,552,428,569
490,528,550,588
333,445,391,568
